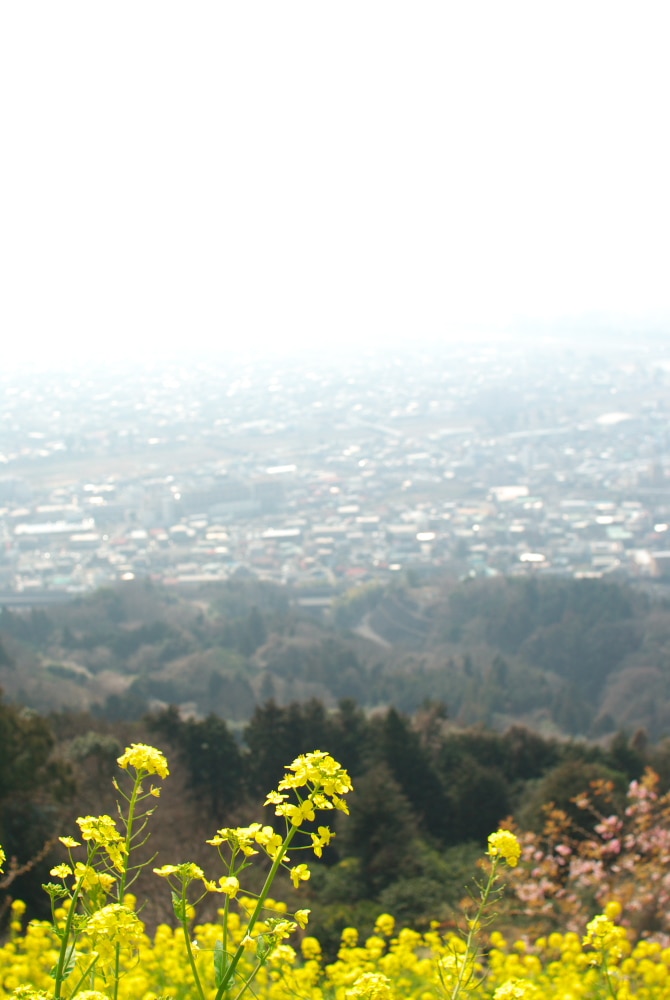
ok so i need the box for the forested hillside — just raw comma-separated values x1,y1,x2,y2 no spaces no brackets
2,572,670,947
1,574,669,738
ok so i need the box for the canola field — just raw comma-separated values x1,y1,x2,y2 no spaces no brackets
3,895,670,1000
2,745,670,1000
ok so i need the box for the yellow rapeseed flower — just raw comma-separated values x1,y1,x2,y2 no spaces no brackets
302,935,322,959
346,971,392,999
77,814,123,846
278,751,353,799
206,825,260,856
374,913,395,937
487,829,522,868
203,876,239,898
153,864,181,877
278,799,316,826
310,825,334,857
289,863,311,888
117,743,169,778
76,814,127,871
85,903,143,966
267,917,296,941
59,836,81,848
493,978,538,999
605,899,623,921
255,824,283,860
583,913,628,955
49,864,72,879
153,862,204,893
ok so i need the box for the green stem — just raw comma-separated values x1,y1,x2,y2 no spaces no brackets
232,959,263,1000
53,879,85,1000
213,820,302,1000
68,954,99,998
448,858,499,1000
118,769,143,903
112,767,143,1000
222,892,230,957
182,904,208,1000
601,953,617,1000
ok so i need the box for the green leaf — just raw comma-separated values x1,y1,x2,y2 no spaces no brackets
49,943,78,980
171,890,186,922
255,933,274,964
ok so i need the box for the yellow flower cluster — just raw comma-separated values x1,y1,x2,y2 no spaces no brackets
153,861,205,882
281,750,354,796
206,823,283,860
116,743,169,778
84,903,144,966
49,861,116,897
75,813,127,871
374,913,396,937
346,971,393,998
487,829,522,868
492,979,538,999
203,874,240,897
7,890,670,999
583,913,628,955
266,750,353,823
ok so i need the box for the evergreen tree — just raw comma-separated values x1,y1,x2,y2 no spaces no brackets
149,708,243,820
373,708,451,841
338,763,416,895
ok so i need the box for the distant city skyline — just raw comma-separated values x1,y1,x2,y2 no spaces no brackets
2,3,669,368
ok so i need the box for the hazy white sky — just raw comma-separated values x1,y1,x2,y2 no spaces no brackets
2,3,669,365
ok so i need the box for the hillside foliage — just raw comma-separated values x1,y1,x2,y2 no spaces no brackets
1,575,670,739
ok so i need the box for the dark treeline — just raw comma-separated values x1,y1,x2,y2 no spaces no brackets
149,697,663,847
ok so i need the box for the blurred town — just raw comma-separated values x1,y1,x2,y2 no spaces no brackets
1,340,670,607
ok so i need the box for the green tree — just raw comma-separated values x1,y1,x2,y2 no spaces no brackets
372,708,451,841
0,636,13,668
148,708,243,820
0,689,73,911
338,763,416,895
243,699,331,795
519,758,627,833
